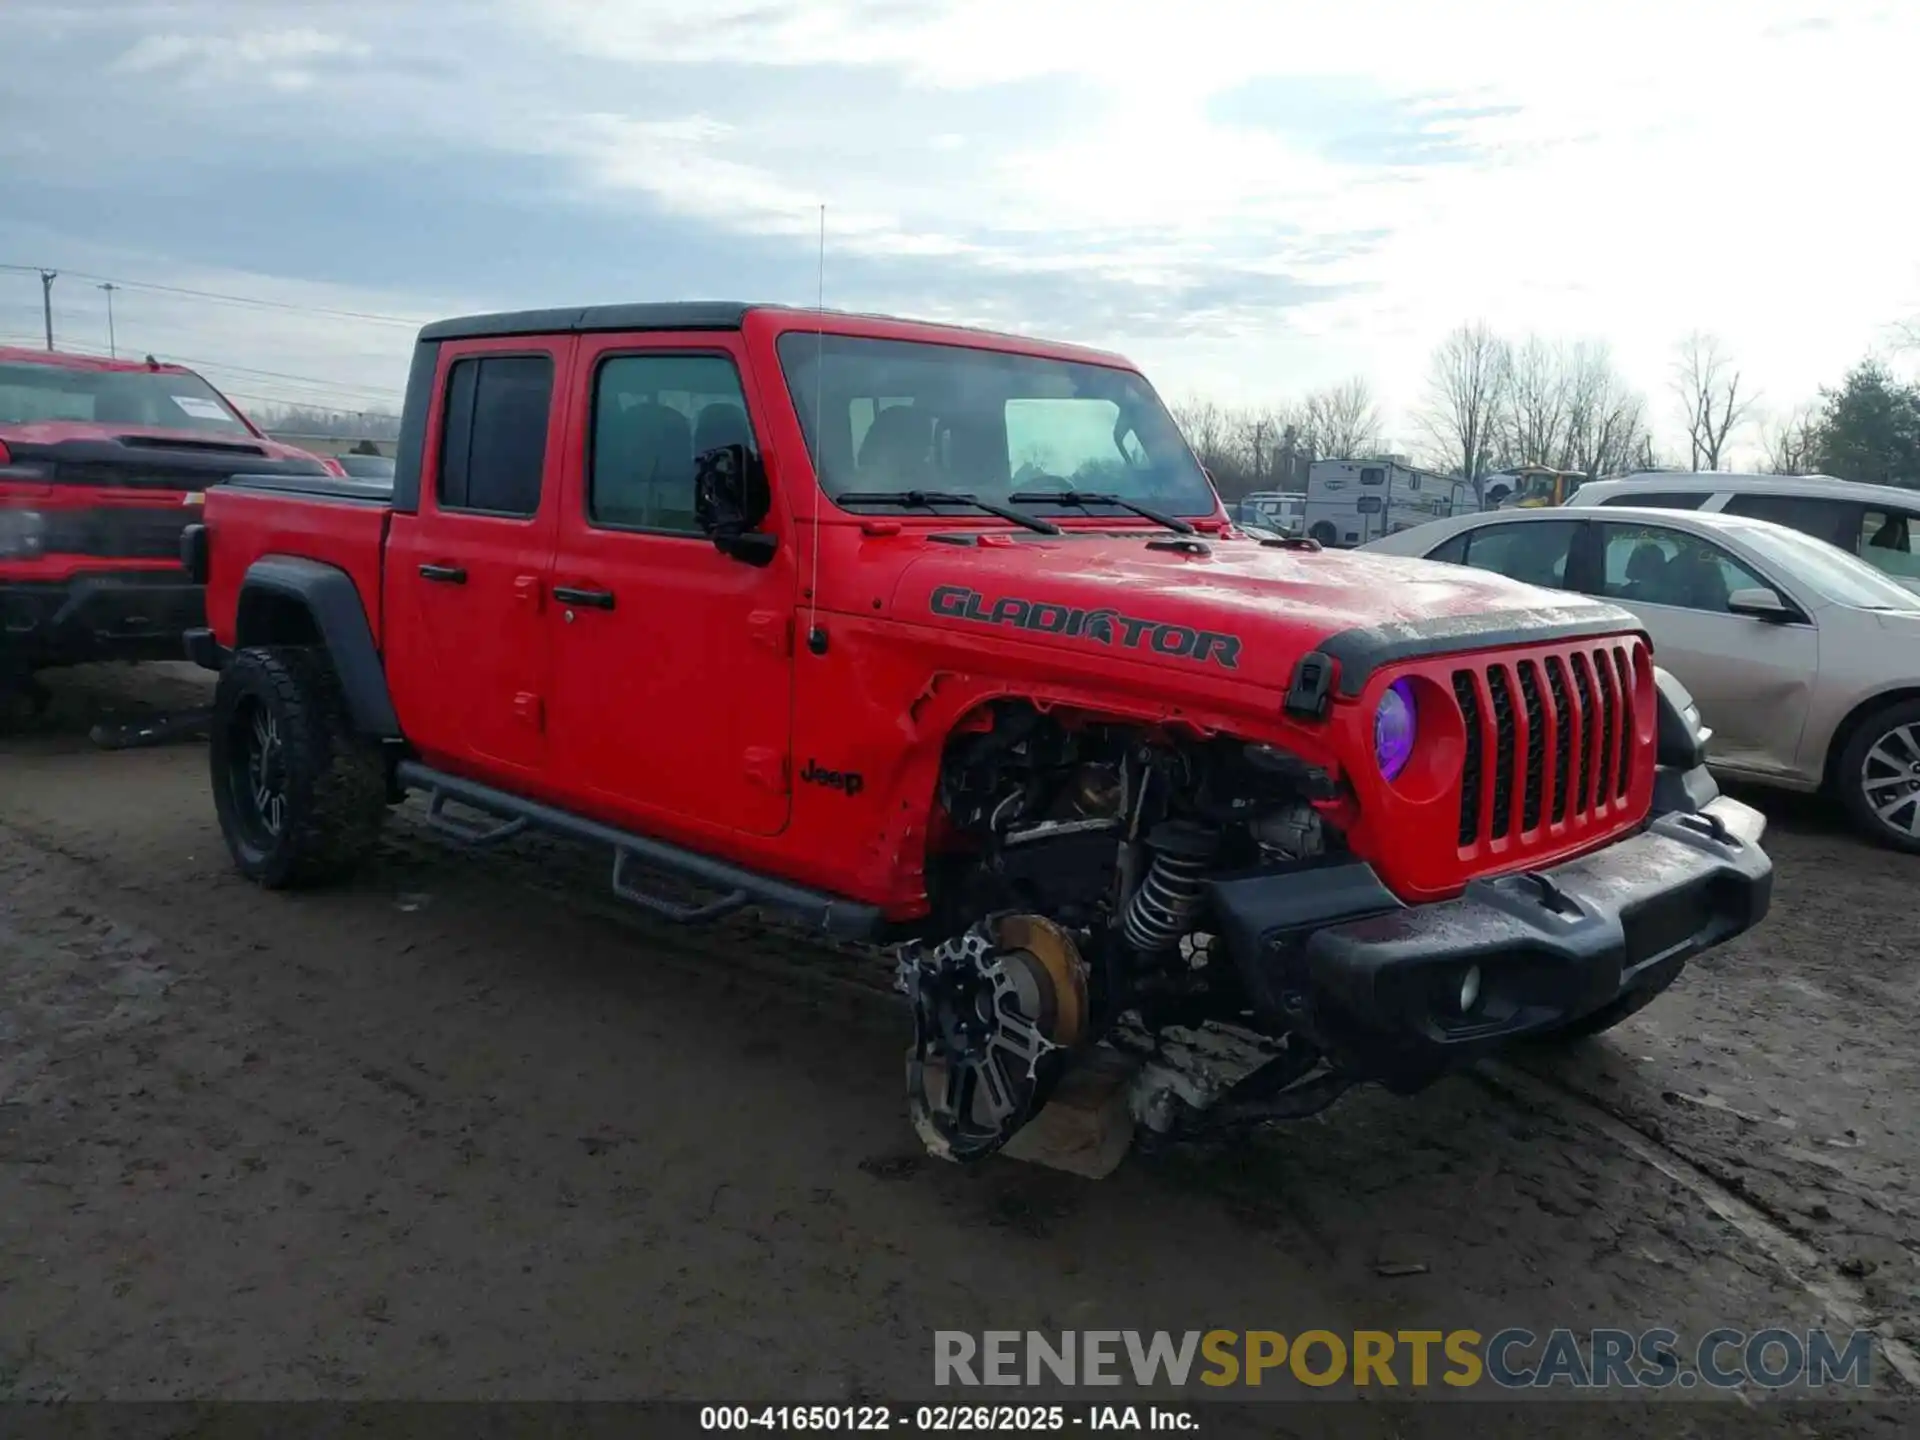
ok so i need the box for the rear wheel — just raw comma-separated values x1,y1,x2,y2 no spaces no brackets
1836,699,1920,854
210,646,388,887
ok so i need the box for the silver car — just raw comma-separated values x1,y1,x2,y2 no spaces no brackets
1363,506,1920,851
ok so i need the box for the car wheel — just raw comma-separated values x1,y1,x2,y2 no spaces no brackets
1836,699,1920,854
1308,521,1339,546
210,646,388,887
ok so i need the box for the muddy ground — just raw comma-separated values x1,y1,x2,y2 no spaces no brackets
0,663,1914,1431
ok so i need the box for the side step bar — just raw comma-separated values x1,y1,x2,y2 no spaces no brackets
394,761,884,940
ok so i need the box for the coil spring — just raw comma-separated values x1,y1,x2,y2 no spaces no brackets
1122,848,1211,953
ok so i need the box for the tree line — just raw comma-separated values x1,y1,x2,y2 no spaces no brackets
1173,319,1920,503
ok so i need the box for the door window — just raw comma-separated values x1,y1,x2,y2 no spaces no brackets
437,355,553,517
589,353,758,534
1720,492,1854,549
1857,508,1920,582
1454,521,1579,590
1596,523,1770,614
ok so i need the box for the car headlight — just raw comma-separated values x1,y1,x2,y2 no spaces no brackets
0,508,44,559
1375,678,1417,780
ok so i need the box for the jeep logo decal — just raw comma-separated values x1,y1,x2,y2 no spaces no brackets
929,585,1241,669
801,760,864,797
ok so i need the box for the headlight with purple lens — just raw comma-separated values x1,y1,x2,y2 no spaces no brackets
1375,679,1417,780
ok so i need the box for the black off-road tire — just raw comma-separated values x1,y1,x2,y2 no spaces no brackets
1835,697,1920,855
210,645,388,888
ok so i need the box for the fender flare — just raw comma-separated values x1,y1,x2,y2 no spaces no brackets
237,556,400,738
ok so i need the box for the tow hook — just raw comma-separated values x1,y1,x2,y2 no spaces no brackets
1517,870,1578,916
1674,809,1734,845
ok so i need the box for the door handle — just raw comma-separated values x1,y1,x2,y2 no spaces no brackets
419,563,467,584
553,585,616,610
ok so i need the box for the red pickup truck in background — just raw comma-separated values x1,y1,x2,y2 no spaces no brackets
181,302,1773,1164
0,346,333,705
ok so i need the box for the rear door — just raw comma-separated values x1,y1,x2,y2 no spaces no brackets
1585,520,1818,777
544,333,795,837
382,337,572,782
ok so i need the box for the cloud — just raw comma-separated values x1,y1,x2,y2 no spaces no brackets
1,0,1914,464
111,27,371,91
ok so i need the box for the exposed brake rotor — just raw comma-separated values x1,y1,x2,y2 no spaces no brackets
898,913,1089,1163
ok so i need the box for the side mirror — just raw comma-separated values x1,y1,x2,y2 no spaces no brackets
1727,586,1792,622
694,442,776,567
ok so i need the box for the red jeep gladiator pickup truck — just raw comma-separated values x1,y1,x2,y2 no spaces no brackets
1,346,332,704
182,302,1772,1160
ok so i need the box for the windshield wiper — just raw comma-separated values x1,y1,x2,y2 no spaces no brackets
1007,488,1196,535
835,490,1061,536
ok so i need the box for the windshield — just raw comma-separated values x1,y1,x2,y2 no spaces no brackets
0,362,251,434
1734,520,1920,611
775,333,1218,518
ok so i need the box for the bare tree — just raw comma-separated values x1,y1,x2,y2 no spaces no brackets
1500,336,1573,470
1302,377,1383,459
1759,403,1822,475
1417,323,1509,501
1171,397,1234,475
1673,333,1755,471
1560,341,1651,478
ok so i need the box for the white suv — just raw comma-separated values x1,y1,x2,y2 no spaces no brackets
1569,473,1920,590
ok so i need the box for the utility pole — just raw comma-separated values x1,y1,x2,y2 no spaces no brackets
98,282,118,357
39,269,58,351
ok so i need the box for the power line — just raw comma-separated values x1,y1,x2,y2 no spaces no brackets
0,261,429,327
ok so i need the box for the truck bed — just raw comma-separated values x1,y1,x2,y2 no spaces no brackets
203,474,393,643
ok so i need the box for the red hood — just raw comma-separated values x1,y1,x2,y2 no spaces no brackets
0,419,315,463
890,531,1640,692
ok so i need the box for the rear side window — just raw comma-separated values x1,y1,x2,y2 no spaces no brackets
590,352,757,534
1458,521,1580,590
1601,491,1708,510
1424,532,1470,565
437,355,554,517
1721,492,1854,548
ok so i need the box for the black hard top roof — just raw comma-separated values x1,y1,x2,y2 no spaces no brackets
419,302,754,342
415,304,1130,366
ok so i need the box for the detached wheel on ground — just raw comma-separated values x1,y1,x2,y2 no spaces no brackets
210,646,388,887
1835,698,1920,854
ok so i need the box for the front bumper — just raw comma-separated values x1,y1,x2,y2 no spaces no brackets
1208,788,1771,1089
0,572,206,669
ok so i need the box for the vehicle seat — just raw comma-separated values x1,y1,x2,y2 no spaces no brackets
1621,542,1669,602
693,401,752,457
1676,553,1732,612
856,404,934,486
1870,515,1908,552
597,402,694,530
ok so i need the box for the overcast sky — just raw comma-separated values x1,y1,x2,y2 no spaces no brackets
2,0,1915,459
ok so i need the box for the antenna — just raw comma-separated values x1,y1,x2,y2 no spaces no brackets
806,203,828,656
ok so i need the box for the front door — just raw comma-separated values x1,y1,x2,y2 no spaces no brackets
382,338,571,783
545,335,795,837
1587,520,1819,777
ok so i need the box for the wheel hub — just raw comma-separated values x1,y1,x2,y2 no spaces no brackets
898,914,1089,1163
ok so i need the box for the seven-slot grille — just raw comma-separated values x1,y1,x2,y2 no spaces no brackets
1452,642,1641,851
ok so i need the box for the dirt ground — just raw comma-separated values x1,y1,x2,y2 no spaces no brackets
1,663,1915,1430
